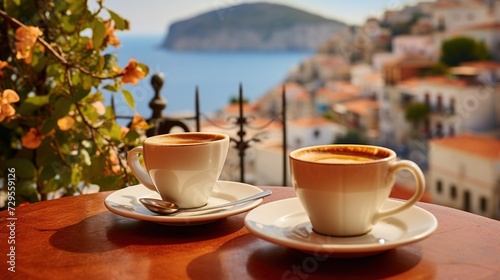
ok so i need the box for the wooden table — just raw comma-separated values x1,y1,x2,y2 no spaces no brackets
1,186,499,279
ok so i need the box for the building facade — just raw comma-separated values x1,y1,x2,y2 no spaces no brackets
429,134,500,219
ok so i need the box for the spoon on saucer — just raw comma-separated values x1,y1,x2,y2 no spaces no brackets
139,190,272,215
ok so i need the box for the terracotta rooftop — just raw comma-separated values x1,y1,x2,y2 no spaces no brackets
341,98,379,116
384,55,435,67
397,77,420,89
464,22,500,31
461,61,500,70
433,0,485,9
316,88,357,101
223,103,258,114
431,133,500,160
290,117,332,127
419,75,476,87
327,81,362,95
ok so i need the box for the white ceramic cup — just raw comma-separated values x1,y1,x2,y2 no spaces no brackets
127,132,230,208
289,144,425,237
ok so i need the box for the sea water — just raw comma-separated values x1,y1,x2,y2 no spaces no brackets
107,34,312,122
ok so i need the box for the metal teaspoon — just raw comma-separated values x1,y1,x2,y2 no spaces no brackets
139,190,272,215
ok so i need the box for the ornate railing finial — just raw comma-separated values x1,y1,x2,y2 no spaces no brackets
149,72,167,119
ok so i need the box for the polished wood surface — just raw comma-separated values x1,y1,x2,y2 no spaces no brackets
1,186,499,279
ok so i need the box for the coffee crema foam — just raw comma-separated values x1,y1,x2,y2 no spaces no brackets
299,151,386,163
146,133,225,145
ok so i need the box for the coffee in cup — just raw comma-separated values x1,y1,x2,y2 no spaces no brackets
289,144,425,236
127,132,230,208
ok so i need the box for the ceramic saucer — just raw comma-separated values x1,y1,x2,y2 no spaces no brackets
245,198,438,258
105,180,265,226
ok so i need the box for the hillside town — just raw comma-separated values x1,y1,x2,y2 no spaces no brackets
200,0,500,220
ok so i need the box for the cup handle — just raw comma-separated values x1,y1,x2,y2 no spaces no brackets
372,160,425,223
127,146,157,191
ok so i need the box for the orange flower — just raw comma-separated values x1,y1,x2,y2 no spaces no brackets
92,101,106,115
105,20,120,47
0,60,12,78
85,39,94,50
121,126,130,138
0,89,20,122
15,26,43,64
21,128,43,149
131,113,149,130
57,116,75,131
122,59,145,85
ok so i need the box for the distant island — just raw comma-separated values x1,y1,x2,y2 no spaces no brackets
161,2,349,51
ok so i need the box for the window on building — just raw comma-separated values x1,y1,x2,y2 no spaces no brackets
424,119,430,138
436,180,443,194
313,129,321,139
480,197,488,213
464,190,471,212
436,122,443,138
449,97,455,114
450,185,457,199
424,93,430,108
437,94,443,112
467,13,475,21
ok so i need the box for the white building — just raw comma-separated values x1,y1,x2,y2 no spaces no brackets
416,76,497,136
287,117,345,150
429,133,500,220
432,0,490,33
392,35,436,59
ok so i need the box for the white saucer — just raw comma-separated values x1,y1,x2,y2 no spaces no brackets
104,180,265,226
245,198,438,258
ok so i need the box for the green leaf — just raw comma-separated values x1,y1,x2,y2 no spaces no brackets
41,117,57,135
15,180,38,201
107,9,130,30
53,97,73,119
17,96,50,115
62,16,77,33
103,54,118,71
5,158,37,179
121,89,135,110
123,129,141,146
89,155,105,178
32,55,49,73
42,177,62,194
72,87,90,102
39,164,57,182
94,175,122,191
137,62,150,76
35,140,56,167
101,121,122,143
103,84,118,92
80,149,92,166
92,19,106,49
71,165,82,187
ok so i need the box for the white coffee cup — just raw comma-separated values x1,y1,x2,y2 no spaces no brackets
289,144,425,237
127,132,230,208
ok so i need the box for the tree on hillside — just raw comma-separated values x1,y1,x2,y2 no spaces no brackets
440,36,490,67
405,102,429,129
334,130,368,145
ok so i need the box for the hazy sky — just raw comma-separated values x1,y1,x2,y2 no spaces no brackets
102,0,425,35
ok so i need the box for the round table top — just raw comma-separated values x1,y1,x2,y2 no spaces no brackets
1,185,499,279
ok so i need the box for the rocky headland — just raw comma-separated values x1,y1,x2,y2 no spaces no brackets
161,2,349,52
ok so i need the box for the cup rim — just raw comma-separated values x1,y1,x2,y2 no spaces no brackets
289,144,396,165
143,132,229,146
